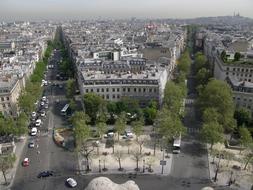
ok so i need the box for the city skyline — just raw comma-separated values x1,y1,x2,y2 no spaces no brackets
1,0,253,21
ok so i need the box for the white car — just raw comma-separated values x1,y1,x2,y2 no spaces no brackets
40,111,46,117
30,127,37,136
42,96,47,102
40,101,45,106
31,112,36,118
35,119,42,127
66,178,77,187
44,104,49,109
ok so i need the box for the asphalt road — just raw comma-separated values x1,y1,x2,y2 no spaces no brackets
12,50,77,190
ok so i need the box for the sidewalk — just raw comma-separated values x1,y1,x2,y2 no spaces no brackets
0,136,27,190
207,143,253,190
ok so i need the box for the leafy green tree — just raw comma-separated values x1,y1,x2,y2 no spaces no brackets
83,93,105,124
196,68,210,86
200,121,224,150
239,126,253,151
234,108,252,127
131,117,144,141
194,52,207,72
234,52,241,61
0,154,16,185
69,99,77,111
177,50,191,74
202,108,219,123
96,122,107,139
15,112,28,135
66,79,76,100
143,100,157,125
155,108,186,143
197,79,235,131
164,81,185,115
70,111,90,126
115,112,127,141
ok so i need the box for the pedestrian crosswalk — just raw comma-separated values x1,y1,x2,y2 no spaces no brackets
185,98,195,105
187,127,200,134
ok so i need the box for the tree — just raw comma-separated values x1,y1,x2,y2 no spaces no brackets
200,121,224,150
69,99,77,111
239,127,253,152
0,154,16,185
131,118,144,141
136,136,147,154
197,79,235,131
177,50,191,74
143,101,157,125
155,108,186,143
66,79,76,100
202,108,219,123
15,112,28,135
83,93,105,124
194,52,207,73
234,108,252,127
114,150,124,171
115,112,127,141
96,122,107,139
221,50,227,62
243,152,253,170
196,68,210,86
132,149,143,171
234,52,241,61
164,81,185,115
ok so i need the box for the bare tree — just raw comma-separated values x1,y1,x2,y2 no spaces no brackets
136,136,147,154
0,154,16,185
114,150,125,171
146,156,155,173
132,149,143,171
79,141,94,172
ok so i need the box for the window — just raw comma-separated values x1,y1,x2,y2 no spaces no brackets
139,88,141,92
134,88,136,92
123,88,126,92
106,95,109,99
128,88,130,92
143,88,146,92
112,88,115,92
86,89,89,93
6,97,9,101
117,88,120,92
97,89,100,92
8,103,11,107
106,88,109,92
154,88,157,93
91,89,93,92
2,104,5,108
226,67,229,71
117,95,120,99
1,97,4,101
102,88,104,92
102,95,105,99
149,88,152,92
112,95,115,99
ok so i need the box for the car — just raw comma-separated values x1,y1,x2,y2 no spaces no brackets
40,110,46,117
30,127,38,136
42,96,47,102
22,158,29,167
59,85,63,89
40,101,45,106
56,99,60,103
37,171,54,178
44,104,49,109
66,178,77,188
35,119,42,127
125,130,133,138
28,141,35,148
31,112,36,118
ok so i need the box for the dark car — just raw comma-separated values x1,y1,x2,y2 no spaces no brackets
37,171,54,178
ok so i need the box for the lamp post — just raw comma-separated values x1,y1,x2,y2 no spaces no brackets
143,159,145,173
99,159,101,173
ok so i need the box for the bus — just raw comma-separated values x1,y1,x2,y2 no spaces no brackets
173,134,181,154
61,104,70,116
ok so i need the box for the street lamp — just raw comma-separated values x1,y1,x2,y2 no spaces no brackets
99,159,101,173
143,159,145,173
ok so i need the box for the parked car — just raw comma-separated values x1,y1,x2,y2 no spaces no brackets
40,110,46,117
66,178,77,188
44,104,49,109
30,127,38,136
42,96,47,102
28,141,35,148
31,112,36,118
35,119,42,127
22,158,29,167
40,101,45,106
37,171,54,178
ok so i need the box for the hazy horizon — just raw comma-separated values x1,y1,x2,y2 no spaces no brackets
1,0,253,21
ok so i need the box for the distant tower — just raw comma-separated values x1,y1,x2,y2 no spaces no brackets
145,21,157,43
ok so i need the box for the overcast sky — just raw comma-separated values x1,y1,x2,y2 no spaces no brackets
1,0,253,21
